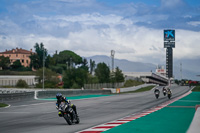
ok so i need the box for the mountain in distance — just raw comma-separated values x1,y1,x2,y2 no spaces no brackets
173,58,200,80
86,55,200,81
86,55,156,72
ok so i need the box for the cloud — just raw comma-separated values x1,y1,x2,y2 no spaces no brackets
187,21,200,26
0,0,200,66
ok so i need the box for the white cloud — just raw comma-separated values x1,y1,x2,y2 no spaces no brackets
160,0,185,8
1,12,200,65
174,29,200,59
187,21,200,26
1,0,200,66
33,13,133,27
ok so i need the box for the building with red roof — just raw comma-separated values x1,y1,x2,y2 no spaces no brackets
0,47,34,68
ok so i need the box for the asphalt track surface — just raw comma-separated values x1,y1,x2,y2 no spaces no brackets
0,86,191,133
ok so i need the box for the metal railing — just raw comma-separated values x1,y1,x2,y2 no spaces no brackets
84,82,124,89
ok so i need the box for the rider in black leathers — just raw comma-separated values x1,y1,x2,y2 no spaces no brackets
56,93,78,119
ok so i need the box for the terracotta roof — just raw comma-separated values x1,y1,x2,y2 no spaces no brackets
0,48,33,54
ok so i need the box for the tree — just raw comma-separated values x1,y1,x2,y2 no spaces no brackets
0,56,10,70
36,68,59,88
11,60,22,70
114,67,124,82
57,50,82,66
95,62,110,83
30,43,47,69
63,67,88,89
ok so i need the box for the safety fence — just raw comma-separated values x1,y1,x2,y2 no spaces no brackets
0,75,36,86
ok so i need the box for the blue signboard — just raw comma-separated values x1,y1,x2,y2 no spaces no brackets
164,30,175,41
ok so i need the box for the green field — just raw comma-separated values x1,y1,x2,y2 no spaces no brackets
0,103,8,108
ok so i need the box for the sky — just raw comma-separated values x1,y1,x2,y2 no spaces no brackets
0,0,200,65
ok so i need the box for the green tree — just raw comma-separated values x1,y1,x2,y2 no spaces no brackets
11,60,22,70
30,43,47,69
0,56,10,70
63,67,88,89
36,68,59,88
57,50,82,66
87,74,99,84
114,67,125,82
95,62,110,83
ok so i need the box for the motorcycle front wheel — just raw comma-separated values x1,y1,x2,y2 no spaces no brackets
64,114,72,125
75,115,80,124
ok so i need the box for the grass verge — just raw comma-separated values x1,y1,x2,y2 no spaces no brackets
0,103,8,108
119,85,155,94
192,86,200,92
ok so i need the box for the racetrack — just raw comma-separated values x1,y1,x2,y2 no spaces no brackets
0,86,191,133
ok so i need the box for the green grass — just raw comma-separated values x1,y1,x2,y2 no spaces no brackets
122,79,144,88
119,85,155,94
0,103,8,108
192,86,200,92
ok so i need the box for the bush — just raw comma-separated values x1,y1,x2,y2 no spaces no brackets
192,86,200,92
16,79,29,88
71,83,80,89
36,81,58,88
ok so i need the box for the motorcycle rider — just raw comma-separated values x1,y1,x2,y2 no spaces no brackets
154,88,160,94
162,87,167,96
167,88,172,95
56,93,78,120
154,88,160,99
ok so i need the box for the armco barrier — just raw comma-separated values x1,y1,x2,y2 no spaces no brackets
0,92,34,102
0,89,111,101
37,89,111,99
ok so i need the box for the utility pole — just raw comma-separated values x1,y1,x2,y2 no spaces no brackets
180,62,182,80
111,50,115,88
111,50,115,72
43,48,45,90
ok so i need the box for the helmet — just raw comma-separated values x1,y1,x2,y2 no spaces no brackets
56,93,62,99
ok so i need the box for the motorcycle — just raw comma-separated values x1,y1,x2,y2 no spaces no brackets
154,89,160,99
57,102,80,125
163,88,167,96
167,90,172,99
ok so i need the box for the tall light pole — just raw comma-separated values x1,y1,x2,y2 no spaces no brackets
180,62,182,80
43,48,45,90
111,50,115,72
111,50,115,88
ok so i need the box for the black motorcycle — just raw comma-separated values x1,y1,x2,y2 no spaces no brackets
57,102,80,125
154,89,160,99
163,88,167,96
